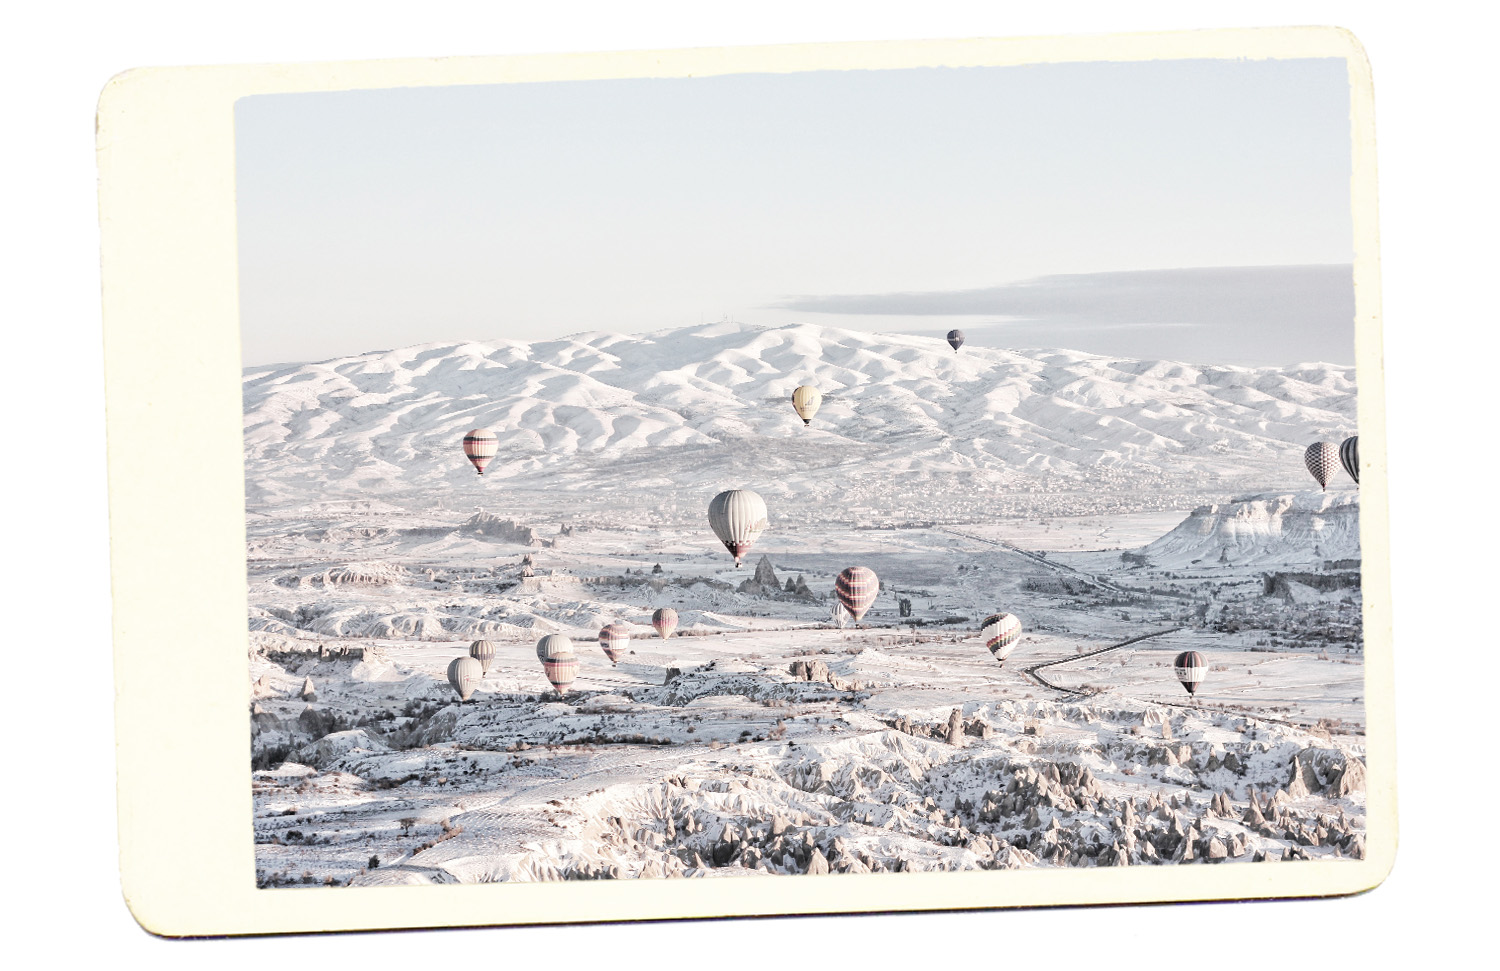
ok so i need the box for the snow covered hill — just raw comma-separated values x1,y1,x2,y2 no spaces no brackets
243,321,1356,517
1134,492,1361,569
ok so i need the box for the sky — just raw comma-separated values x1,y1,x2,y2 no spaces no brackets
235,57,1355,367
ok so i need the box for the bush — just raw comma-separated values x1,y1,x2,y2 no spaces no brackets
368,855,380,869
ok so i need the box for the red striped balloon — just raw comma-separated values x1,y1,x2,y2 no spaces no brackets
542,653,579,696
652,608,678,639
834,567,879,622
463,428,499,475
598,623,630,664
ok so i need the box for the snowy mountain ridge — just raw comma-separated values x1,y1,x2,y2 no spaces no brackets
243,321,1356,512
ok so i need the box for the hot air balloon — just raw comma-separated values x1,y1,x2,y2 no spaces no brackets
536,633,573,663
536,634,579,697
791,385,822,426
708,489,769,567
468,639,496,674
652,607,678,640
463,428,499,475
946,329,965,352
541,652,579,697
1173,650,1206,697
1340,436,1359,485
834,566,879,622
598,623,629,664
980,613,1022,665
1304,441,1340,491
447,655,484,702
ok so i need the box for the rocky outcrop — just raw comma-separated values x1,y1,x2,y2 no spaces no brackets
1287,747,1367,798
460,512,545,546
1137,492,1360,569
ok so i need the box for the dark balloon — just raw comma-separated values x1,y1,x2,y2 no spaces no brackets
1304,442,1339,491
1340,436,1359,485
1173,651,1205,696
834,567,878,622
946,329,965,352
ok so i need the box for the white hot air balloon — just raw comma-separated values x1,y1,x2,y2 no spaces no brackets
447,656,484,702
469,639,496,674
536,633,573,662
791,386,822,426
708,489,769,567
980,613,1022,665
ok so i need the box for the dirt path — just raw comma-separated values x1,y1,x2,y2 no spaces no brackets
1022,626,1186,695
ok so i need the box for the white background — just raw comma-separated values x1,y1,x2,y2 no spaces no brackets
3,1,1491,964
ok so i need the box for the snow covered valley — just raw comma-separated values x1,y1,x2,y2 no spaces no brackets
245,323,1364,887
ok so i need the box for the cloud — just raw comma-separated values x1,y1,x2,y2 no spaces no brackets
770,264,1355,366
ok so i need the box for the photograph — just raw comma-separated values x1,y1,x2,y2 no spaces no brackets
236,52,1371,889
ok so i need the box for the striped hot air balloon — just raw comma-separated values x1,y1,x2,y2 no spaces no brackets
791,385,822,426
598,623,630,664
469,639,496,675
447,656,484,702
946,329,965,352
541,651,579,697
707,489,768,567
535,634,579,697
652,607,678,640
1173,650,1206,697
1340,435,1360,485
536,633,572,663
1304,441,1340,491
463,428,499,475
980,613,1023,665
834,566,879,622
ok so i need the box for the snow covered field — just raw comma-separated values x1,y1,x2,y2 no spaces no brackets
245,322,1364,887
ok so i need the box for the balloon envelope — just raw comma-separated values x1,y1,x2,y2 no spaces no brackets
447,656,484,701
708,490,768,567
542,651,580,696
536,634,573,662
834,566,879,621
1340,436,1359,485
792,385,822,425
1173,650,1206,696
1304,441,1339,491
652,607,679,639
463,428,499,475
981,613,1023,664
946,329,965,352
469,639,496,674
598,623,630,664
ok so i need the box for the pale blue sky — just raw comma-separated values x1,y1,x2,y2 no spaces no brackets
235,58,1354,366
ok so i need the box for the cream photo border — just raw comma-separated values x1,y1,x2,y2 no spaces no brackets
98,25,1392,936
